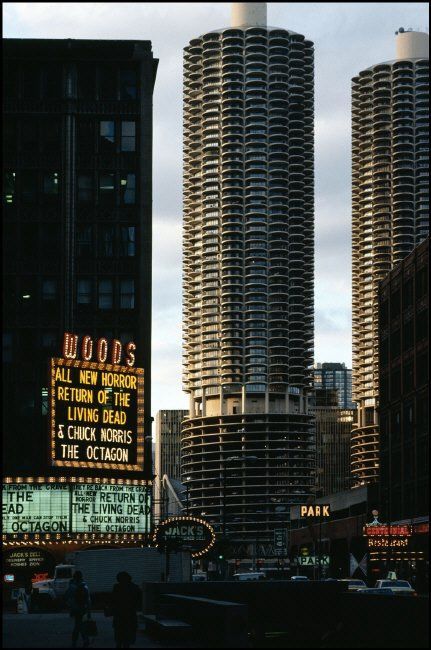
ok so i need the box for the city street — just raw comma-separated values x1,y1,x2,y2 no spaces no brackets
2,612,196,649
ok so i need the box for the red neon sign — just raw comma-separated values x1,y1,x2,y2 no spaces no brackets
364,525,412,537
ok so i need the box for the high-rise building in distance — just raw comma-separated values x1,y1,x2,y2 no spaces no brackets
351,29,429,486
3,39,158,480
154,409,188,520
309,389,355,497
314,362,355,409
182,3,315,548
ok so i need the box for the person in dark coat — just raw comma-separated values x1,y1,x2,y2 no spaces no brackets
111,571,142,648
65,570,91,648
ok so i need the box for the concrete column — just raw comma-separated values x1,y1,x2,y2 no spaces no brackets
202,391,206,417
241,386,246,414
299,393,304,414
264,389,269,413
285,388,290,414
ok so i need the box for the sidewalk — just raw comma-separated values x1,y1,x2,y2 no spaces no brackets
2,612,195,648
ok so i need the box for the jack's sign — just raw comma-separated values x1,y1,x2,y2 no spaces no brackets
153,516,215,557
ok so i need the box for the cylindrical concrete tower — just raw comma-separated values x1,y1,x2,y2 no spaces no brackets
182,3,315,548
351,29,429,485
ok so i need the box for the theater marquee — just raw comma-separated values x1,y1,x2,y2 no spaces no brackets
49,333,144,471
3,482,151,538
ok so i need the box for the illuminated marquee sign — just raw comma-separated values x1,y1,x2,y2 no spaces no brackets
364,525,412,537
363,524,412,549
153,516,215,558
62,332,136,367
50,358,144,471
367,538,409,548
2,483,151,537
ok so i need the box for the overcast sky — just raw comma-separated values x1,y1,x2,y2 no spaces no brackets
3,2,429,421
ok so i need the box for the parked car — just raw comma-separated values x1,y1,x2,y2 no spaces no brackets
375,580,416,595
339,579,367,591
357,587,395,595
233,572,266,581
291,575,309,581
192,572,207,582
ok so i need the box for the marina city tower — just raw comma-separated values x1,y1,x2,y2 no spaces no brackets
182,3,315,548
351,29,429,486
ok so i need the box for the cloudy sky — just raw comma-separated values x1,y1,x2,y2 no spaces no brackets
4,2,428,420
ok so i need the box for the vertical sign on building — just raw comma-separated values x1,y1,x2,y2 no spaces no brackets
274,528,288,555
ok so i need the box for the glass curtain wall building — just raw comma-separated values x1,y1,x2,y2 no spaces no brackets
309,389,355,497
351,29,429,486
154,409,189,521
3,39,157,479
182,3,315,548
314,362,355,410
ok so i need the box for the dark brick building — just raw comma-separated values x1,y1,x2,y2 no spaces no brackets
378,237,429,522
3,39,158,479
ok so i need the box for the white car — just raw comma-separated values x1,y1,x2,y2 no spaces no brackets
291,575,309,581
357,587,395,596
339,579,367,591
375,579,416,595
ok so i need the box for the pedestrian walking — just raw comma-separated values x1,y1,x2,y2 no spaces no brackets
65,570,91,648
111,571,142,648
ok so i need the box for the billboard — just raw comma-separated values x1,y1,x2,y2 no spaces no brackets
50,357,144,471
2,483,151,537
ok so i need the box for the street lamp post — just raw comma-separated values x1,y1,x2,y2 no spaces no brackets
184,476,191,516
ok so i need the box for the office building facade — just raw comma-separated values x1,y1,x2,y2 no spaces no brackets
351,29,429,486
3,39,158,479
182,3,315,548
154,409,188,520
314,362,354,409
309,389,355,497
378,238,429,522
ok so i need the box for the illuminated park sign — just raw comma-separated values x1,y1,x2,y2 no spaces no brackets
49,334,144,471
300,505,330,517
2,482,151,537
153,516,215,558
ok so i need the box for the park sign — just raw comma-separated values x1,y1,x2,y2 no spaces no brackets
153,516,215,558
300,505,330,517
295,555,330,567
49,332,144,471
